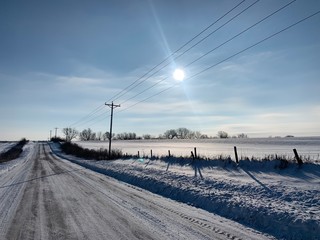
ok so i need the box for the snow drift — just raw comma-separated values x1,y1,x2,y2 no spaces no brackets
50,142,319,240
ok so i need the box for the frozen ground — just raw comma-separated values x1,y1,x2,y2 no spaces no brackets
77,137,320,161
0,142,272,240
52,142,320,240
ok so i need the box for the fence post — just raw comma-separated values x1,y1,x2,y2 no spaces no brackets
194,147,197,159
293,149,303,165
168,150,171,158
234,146,239,164
150,149,153,158
191,151,195,161
138,151,140,158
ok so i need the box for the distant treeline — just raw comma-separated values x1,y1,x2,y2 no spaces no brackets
59,127,249,142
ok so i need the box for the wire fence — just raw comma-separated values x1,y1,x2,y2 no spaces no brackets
77,138,320,162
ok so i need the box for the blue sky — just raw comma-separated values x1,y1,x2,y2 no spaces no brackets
0,0,319,140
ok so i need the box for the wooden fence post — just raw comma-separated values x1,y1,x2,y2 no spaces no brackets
234,146,239,164
293,149,303,165
150,149,153,158
191,151,195,161
138,151,140,158
168,150,171,158
194,147,197,159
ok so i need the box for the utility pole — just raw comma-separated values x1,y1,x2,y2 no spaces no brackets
55,127,58,138
105,102,120,159
50,130,52,140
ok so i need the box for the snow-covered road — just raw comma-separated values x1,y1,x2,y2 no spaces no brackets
0,143,272,239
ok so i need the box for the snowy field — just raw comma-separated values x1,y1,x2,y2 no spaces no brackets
51,142,320,240
77,137,320,161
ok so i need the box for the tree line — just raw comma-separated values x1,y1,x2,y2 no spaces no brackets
61,127,248,142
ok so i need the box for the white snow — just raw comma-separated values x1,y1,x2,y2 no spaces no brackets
77,137,320,161
0,142,16,154
0,142,37,236
0,142,36,174
1,143,274,240
51,142,320,240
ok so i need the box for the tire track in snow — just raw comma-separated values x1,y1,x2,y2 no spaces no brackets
3,143,272,239
0,143,36,237
122,185,242,240
41,144,162,239
5,144,69,239
46,145,231,239
54,157,243,240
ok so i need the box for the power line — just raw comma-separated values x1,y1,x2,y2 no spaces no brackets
69,104,105,127
116,84,177,114
73,108,109,128
184,0,297,68
65,1,250,129
171,0,260,63
114,0,260,105
189,10,320,80
65,2,318,130
106,0,247,103
115,10,320,115
120,77,169,105
118,0,296,107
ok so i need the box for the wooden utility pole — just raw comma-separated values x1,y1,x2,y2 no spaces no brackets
54,128,58,138
105,102,120,159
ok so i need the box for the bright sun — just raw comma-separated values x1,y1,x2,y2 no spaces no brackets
173,68,185,81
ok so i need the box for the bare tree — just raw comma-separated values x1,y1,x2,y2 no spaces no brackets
237,133,248,138
176,127,190,139
102,132,110,141
91,132,96,141
163,128,205,139
163,129,178,139
200,134,209,139
96,131,103,141
142,134,151,140
62,128,78,142
80,128,95,141
217,131,229,139
116,132,137,140
193,131,202,139
129,132,136,140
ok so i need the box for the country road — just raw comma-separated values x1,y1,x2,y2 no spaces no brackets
0,143,271,240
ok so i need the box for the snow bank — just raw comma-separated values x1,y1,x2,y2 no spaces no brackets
0,142,36,174
50,143,320,240
0,142,16,154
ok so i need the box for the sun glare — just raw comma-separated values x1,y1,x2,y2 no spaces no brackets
173,68,185,81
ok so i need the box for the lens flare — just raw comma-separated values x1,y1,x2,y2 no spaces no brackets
173,69,185,81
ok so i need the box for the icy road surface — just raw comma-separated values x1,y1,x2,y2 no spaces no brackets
0,143,272,239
